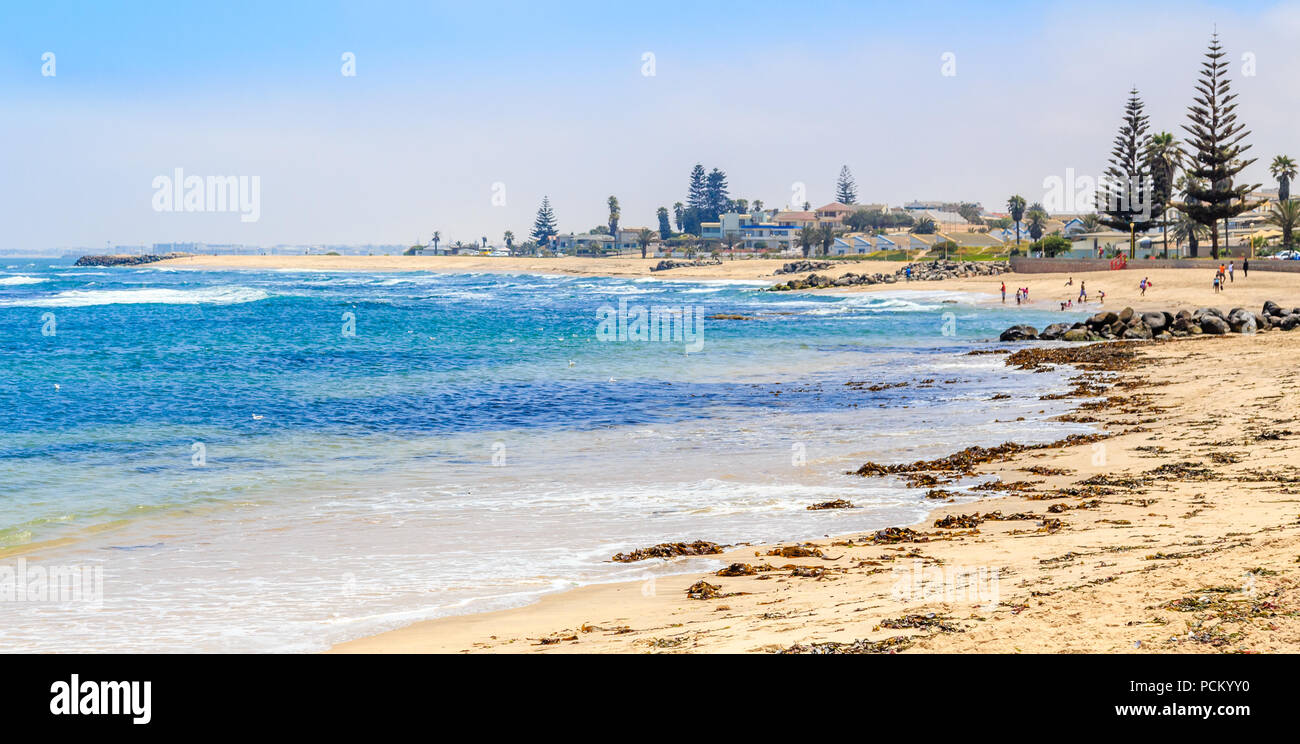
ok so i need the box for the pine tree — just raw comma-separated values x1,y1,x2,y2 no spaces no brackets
1096,89,1155,234
835,166,857,204
532,196,558,243
684,165,708,234
657,207,672,240
704,168,729,221
1180,33,1262,258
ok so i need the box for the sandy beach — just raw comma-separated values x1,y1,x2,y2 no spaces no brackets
313,260,1300,654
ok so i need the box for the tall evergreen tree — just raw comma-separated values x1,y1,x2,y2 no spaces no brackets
1097,89,1155,235
835,165,857,204
683,164,708,234
672,202,684,232
704,168,730,221
531,196,558,243
657,207,672,240
1179,34,1262,258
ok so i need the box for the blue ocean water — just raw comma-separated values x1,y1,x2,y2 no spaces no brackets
0,259,1090,651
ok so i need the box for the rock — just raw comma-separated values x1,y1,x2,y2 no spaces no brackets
1118,307,1135,323
1088,311,1118,327
1062,328,1091,342
774,260,832,275
1280,314,1300,331
74,253,190,267
1039,323,1069,340
1264,300,1282,317
1141,312,1167,331
999,325,1039,342
1122,324,1153,340
1199,315,1229,335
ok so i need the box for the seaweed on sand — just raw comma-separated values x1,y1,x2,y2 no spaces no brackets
611,540,723,562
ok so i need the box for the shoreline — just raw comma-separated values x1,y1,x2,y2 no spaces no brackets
331,331,1300,653
148,254,1299,315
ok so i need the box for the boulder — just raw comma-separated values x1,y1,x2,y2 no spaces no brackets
1122,324,1153,340
1118,307,1135,323
1062,328,1091,342
999,325,1039,342
1280,314,1300,331
1039,323,1070,340
1141,312,1167,331
1088,311,1118,327
1200,315,1229,335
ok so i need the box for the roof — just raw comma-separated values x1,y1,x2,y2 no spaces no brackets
774,211,817,221
815,202,857,214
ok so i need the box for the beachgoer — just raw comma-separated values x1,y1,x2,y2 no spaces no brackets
1079,281,1086,303
1243,257,1250,278
1098,290,1105,304
1213,274,1221,293
1000,281,1006,303
1228,261,1234,282
1066,277,1073,287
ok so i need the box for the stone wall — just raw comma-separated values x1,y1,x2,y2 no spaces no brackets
1009,257,1300,274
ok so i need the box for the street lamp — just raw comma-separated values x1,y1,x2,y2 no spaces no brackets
1129,221,1136,261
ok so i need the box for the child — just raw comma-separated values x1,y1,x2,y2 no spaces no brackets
1098,290,1105,304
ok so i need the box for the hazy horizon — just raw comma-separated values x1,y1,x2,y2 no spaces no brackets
3,0,1298,252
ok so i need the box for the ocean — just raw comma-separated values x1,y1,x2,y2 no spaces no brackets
0,259,1091,651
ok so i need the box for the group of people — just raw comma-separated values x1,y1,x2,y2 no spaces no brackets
1212,260,1245,292
1000,282,1032,305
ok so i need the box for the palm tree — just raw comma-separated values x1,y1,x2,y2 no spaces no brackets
636,228,654,259
1147,132,1183,257
503,230,515,254
431,231,441,254
1170,211,1209,258
607,196,621,238
1006,195,1026,244
1026,203,1047,242
817,224,835,256
1080,214,1102,232
909,216,937,234
1271,155,1297,202
797,225,817,258
1266,199,1300,247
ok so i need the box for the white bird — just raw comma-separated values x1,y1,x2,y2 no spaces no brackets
251,414,264,420
568,360,576,367
608,377,617,383
53,384,60,391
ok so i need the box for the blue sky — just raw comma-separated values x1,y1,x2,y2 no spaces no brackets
1,0,1297,251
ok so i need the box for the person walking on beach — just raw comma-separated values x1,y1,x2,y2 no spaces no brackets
1078,281,1086,303
1228,261,1234,283
1244,257,1250,278
1213,273,1221,293
1001,281,1006,303
905,265,912,281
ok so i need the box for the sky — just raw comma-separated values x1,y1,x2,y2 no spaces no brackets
1,0,1298,252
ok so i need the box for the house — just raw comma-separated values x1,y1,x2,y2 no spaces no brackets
813,202,857,224
554,233,615,255
773,210,818,229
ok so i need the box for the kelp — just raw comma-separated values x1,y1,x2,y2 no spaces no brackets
779,636,914,654
807,499,854,510
685,581,722,600
611,540,722,562
765,545,825,558
876,613,962,633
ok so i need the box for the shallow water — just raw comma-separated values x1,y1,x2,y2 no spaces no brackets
0,259,1090,651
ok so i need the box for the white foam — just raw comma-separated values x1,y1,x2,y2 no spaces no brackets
0,275,46,286
0,286,271,307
